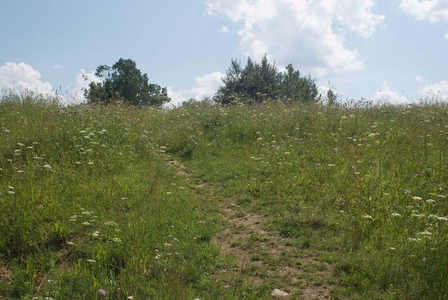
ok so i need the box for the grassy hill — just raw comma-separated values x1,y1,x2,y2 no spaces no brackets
1,93,447,299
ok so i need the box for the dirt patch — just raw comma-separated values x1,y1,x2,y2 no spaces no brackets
166,157,337,299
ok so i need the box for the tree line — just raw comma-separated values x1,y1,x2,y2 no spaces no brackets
85,56,322,106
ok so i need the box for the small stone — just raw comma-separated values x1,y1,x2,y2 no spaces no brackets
271,289,289,296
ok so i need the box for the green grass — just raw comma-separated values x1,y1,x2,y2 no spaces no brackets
1,92,448,299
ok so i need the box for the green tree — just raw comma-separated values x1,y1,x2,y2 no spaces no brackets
278,64,318,103
215,55,318,104
85,58,170,106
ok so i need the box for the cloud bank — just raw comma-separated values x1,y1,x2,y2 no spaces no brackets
400,0,448,23
0,62,56,97
206,0,385,76
168,71,224,106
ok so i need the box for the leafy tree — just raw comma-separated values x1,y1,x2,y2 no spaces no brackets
85,58,170,106
215,55,318,104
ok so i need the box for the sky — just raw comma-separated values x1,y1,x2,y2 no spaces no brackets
1,0,448,106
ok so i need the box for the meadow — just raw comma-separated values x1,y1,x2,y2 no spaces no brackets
1,92,447,299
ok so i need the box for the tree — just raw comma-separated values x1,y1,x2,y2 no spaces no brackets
215,55,318,105
84,58,170,106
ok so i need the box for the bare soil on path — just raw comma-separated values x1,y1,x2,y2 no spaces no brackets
167,158,338,299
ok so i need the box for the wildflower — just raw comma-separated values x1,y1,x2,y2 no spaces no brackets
328,164,335,167
8,191,15,194
127,297,134,300
405,189,411,194
92,231,100,237
66,241,75,245
82,222,91,226
426,199,436,204
418,230,432,235
163,243,172,247
412,196,422,201
87,259,96,263
43,164,52,169
104,221,118,227
437,216,448,221
411,214,425,218
362,215,374,220
112,238,122,244
408,238,421,242
438,195,446,198
391,213,401,217
98,289,106,296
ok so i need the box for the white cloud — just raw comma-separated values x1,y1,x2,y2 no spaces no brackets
418,80,448,100
206,0,384,76
66,69,101,104
400,0,448,23
0,62,63,101
191,72,223,98
445,32,448,40
372,81,410,104
219,26,230,33
167,71,224,106
416,75,425,84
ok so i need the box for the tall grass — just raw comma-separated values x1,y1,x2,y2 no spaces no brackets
1,92,448,299
0,93,222,299
161,100,448,299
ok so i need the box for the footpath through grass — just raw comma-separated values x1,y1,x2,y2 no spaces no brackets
1,93,448,299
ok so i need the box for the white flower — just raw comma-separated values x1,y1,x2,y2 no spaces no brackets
87,259,96,263
437,217,448,221
426,199,436,204
412,196,422,201
411,214,425,218
82,222,91,226
362,215,374,220
43,164,52,169
112,238,122,244
391,213,401,217
418,230,432,235
104,221,118,227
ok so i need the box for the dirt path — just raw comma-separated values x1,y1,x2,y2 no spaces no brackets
167,158,337,299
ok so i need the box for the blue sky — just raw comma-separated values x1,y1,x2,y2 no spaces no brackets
1,0,448,105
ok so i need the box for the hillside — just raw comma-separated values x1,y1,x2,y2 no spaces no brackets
1,94,448,299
